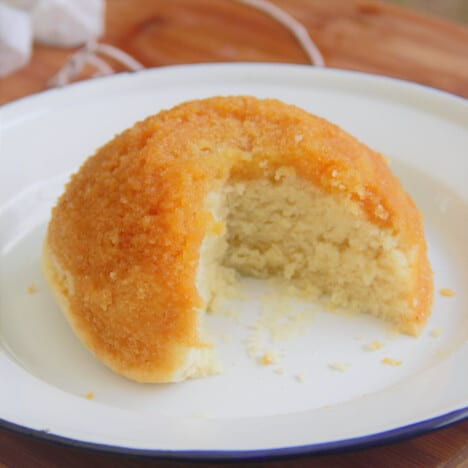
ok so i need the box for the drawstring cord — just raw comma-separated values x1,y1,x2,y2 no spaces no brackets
48,0,324,87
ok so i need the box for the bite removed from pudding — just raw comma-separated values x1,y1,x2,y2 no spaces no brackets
42,96,433,382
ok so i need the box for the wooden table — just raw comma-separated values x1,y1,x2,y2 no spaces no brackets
1,1,467,466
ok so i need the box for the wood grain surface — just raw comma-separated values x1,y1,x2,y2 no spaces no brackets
0,0,467,467
1,0,468,105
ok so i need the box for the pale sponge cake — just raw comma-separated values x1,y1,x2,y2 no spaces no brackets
42,96,433,383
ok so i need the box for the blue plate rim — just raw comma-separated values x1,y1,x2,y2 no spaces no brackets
1,406,467,461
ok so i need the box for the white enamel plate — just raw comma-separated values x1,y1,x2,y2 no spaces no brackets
0,64,467,460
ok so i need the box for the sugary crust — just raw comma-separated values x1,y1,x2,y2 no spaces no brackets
44,96,433,381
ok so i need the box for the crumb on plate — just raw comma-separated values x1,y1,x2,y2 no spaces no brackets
328,362,350,372
364,340,383,351
261,351,278,366
382,357,402,366
295,372,306,383
439,288,456,298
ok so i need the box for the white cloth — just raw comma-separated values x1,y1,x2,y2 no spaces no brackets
0,2,32,77
2,0,105,48
32,0,105,47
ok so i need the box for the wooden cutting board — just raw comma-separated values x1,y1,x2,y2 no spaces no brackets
1,0,467,104
0,1,467,467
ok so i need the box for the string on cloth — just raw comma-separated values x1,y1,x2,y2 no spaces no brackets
48,0,324,87
48,41,144,87
236,0,324,66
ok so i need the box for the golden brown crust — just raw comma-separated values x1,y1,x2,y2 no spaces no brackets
44,96,433,381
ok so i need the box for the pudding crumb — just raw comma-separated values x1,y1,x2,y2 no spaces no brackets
439,288,455,297
382,357,402,367
328,362,350,372
364,340,383,351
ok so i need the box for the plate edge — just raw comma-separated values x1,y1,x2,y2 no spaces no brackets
1,406,467,461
